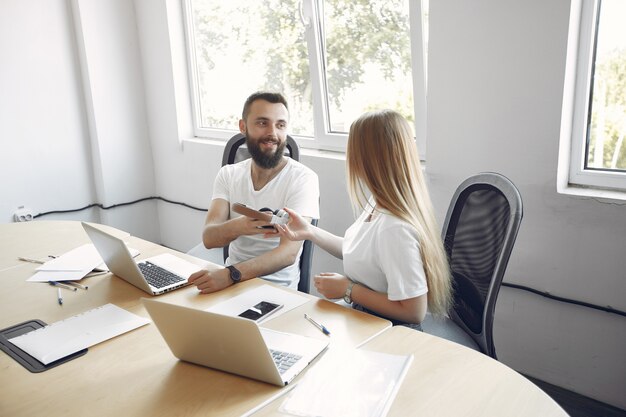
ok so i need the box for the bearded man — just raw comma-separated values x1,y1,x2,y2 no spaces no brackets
188,92,320,293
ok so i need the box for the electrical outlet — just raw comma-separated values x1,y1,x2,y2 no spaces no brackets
14,206,34,222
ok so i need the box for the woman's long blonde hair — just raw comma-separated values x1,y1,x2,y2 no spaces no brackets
346,110,452,316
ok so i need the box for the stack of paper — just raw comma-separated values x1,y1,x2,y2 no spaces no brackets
26,243,139,282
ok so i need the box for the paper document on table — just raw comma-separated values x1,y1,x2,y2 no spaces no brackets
205,284,308,323
36,244,102,271
8,303,150,364
26,244,140,281
28,269,95,283
279,348,413,417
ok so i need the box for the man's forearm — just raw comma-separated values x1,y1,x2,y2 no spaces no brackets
232,242,302,281
202,220,240,249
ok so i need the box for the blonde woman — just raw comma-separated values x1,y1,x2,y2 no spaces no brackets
275,110,452,329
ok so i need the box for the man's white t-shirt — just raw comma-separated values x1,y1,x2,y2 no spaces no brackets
212,158,320,288
342,210,428,301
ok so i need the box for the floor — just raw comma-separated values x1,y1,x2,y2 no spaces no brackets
527,376,626,417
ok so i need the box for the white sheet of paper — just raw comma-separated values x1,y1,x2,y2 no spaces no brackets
37,244,103,272
8,303,150,365
27,269,95,283
205,284,309,323
27,244,140,280
280,349,414,417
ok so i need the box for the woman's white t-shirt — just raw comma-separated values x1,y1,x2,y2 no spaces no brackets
342,210,428,301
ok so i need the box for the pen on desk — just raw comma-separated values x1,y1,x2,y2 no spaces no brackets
65,281,88,290
48,281,78,291
304,313,331,336
57,288,63,305
18,256,45,264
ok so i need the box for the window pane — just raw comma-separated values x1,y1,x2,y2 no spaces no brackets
189,0,314,136
586,0,626,171
322,0,414,133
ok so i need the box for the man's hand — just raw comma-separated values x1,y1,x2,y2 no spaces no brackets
232,215,279,237
188,268,233,294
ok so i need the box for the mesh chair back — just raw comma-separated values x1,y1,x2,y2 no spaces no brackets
221,133,314,293
442,172,523,358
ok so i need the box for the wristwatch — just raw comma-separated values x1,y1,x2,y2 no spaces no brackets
343,280,355,304
226,265,242,284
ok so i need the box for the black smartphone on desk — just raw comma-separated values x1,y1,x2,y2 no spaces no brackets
238,301,283,321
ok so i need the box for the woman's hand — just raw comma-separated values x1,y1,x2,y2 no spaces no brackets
272,207,312,241
314,272,350,299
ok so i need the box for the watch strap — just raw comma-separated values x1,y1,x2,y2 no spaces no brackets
343,280,355,304
226,265,241,283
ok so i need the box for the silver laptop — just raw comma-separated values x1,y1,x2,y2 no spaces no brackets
142,298,329,386
82,222,194,295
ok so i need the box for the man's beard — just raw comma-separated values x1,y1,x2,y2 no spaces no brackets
246,135,287,169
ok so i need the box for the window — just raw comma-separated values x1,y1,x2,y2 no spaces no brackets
183,0,427,152
563,0,626,191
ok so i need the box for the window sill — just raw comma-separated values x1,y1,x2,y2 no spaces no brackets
557,183,626,204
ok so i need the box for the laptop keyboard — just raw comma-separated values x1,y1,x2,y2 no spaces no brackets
138,261,185,289
270,349,302,374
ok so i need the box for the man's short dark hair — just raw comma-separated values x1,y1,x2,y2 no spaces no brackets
242,92,289,121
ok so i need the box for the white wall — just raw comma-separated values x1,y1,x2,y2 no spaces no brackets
427,0,626,408
1,0,624,410
0,0,94,223
71,0,159,240
0,0,160,242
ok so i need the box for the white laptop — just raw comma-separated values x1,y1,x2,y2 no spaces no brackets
82,222,196,295
142,298,329,386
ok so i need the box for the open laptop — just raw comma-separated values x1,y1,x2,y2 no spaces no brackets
82,222,196,295
142,298,329,386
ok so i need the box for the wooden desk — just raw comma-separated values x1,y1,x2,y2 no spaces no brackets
1,221,567,417
381,327,569,416
0,221,390,417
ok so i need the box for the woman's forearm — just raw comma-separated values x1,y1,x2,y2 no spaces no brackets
309,226,344,259
351,284,427,324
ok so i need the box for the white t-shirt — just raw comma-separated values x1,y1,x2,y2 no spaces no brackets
212,158,320,288
343,210,428,301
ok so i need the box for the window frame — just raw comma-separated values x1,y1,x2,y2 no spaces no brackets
181,0,428,155
563,0,626,191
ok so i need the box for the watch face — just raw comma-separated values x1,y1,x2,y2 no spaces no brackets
228,266,241,283
344,282,354,304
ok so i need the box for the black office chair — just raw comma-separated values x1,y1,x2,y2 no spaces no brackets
422,172,523,359
221,133,317,294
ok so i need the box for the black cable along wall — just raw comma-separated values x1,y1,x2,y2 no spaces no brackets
33,197,626,318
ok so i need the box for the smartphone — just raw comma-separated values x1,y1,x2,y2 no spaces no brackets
232,203,273,222
232,203,288,229
238,301,283,321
